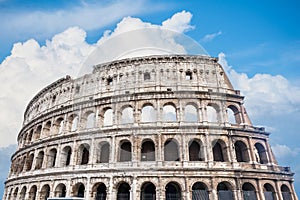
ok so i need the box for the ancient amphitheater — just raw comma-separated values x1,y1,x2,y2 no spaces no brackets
3,55,298,200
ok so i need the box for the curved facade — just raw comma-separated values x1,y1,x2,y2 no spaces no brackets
3,55,298,200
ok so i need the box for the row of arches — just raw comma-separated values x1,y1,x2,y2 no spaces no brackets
5,181,293,200
11,137,270,175
20,102,243,147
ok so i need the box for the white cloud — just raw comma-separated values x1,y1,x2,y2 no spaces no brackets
272,144,299,159
161,10,194,33
202,31,222,42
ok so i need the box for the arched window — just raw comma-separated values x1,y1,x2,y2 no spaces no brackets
69,114,78,131
141,104,156,122
121,106,134,124
184,104,198,122
164,139,180,161
13,187,19,199
163,104,176,122
186,71,192,80
34,125,42,141
207,105,218,122
281,184,292,200
47,148,57,168
74,183,85,198
263,183,276,200
35,151,44,169
141,140,155,161
165,182,181,200
78,144,90,165
61,146,72,167
242,183,257,200
217,182,234,200
234,141,250,162
20,186,27,200
141,182,156,200
117,182,131,200
212,140,228,162
189,140,204,161
43,121,51,138
54,117,64,135
40,184,50,200
29,185,37,200
27,129,34,143
19,156,26,173
54,183,66,197
144,72,151,81
93,183,107,200
254,143,268,164
98,142,110,163
227,105,241,124
86,112,96,129
119,140,132,162
192,182,209,200
103,108,113,126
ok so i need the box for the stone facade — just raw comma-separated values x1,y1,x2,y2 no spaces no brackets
2,55,298,200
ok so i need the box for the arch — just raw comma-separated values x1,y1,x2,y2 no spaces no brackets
73,183,85,198
254,143,268,164
42,121,51,137
186,70,193,80
60,146,72,166
98,142,110,163
163,103,177,122
47,148,57,168
281,184,292,200
207,104,219,122
20,186,27,200
54,117,64,135
227,105,241,124
117,182,131,200
184,104,198,122
34,125,42,141
86,112,96,129
140,182,156,200
242,182,257,200
234,141,250,162
212,140,228,162
263,183,276,200
25,153,34,171
164,139,180,161
19,156,26,173
68,114,79,131
40,184,50,200
141,140,155,161
35,151,44,169
192,182,209,200
141,104,156,122
217,182,234,200
144,72,151,81
103,108,113,126
92,183,107,200
27,129,34,143
165,182,181,200
119,140,132,162
121,106,134,124
189,139,204,161
29,185,37,200
13,187,19,199
7,187,13,200
78,144,90,165
54,183,66,197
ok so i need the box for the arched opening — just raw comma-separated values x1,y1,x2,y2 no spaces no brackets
165,182,181,200
144,72,151,81
86,112,96,129
189,140,204,161
217,182,234,200
186,71,193,80
27,129,34,143
93,183,107,200
54,117,64,135
79,145,90,165
227,105,241,124
103,108,113,126
242,182,257,200
263,183,276,200
119,140,132,162
74,183,85,198
281,184,292,200
35,151,44,169
163,104,177,122
61,146,72,166
212,140,228,162
184,104,198,122
141,104,156,122
98,142,110,163
234,141,250,162
164,139,180,161
192,182,209,200
68,114,79,131
29,185,37,200
13,187,19,199
140,182,156,200
254,143,268,164
34,125,42,141
141,140,155,161
117,182,131,200
47,148,57,168
54,183,66,197
20,186,27,200
40,184,50,200
42,121,51,137
207,104,218,122
121,106,134,124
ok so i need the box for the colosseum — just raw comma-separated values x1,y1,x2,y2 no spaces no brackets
2,55,298,200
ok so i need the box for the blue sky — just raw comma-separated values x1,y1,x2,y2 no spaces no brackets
0,0,300,197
